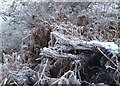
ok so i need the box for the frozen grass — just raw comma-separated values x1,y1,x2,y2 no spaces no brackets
0,0,120,85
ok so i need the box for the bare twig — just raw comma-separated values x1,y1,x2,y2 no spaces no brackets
97,48,118,67
34,59,48,85
39,48,86,60
40,59,48,78
52,70,75,85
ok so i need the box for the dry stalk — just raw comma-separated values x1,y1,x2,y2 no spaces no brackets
3,78,8,86
34,59,48,85
11,81,19,86
97,48,118,67
41,49,84,60
40,59,48,78
52,70,76,85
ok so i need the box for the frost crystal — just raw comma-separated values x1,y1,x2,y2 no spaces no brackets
88,40,118,54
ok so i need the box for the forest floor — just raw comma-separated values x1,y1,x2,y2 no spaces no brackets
0,0,120,86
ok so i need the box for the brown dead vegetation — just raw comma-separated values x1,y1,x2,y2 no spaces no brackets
0,2,120,86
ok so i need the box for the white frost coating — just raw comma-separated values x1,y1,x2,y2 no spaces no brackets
88,40,118,54
17,55,21,61
105,65,116,70
23,78,26,82
33,75,36,78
